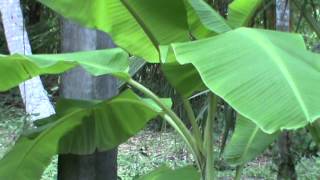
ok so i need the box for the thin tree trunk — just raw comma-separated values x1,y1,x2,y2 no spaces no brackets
276,0,291,31
58,20,118,180
0,0,55,120
276,1,297,179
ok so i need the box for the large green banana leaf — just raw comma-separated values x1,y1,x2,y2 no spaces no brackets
166,27,320,133
184,0,231,39
162,0,264,97
227,0,264,28
136,166,200,180
223,116,279,165
55,96,172,154
0,49,129,91
0,89,171,180
39,0,190,63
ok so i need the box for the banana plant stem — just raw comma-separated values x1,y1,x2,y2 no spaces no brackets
204,93,217,180
235,165,244,180
127,78,202,169
182,97,205,154
161,114,202,169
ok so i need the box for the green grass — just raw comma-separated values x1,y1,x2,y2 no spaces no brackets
42,156,58,180
1,103,320,180
117,130,192,179
296,155,320,180
0,102,25,158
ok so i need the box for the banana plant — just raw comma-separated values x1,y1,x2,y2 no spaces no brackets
0,89,173,179
1,0,320,180
0,47,202,180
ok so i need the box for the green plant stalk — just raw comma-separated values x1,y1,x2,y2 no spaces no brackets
127,78,202,168
204,93,217,180
161,114,202,169
235,165,244,180
234,125,260,180
182,98,204,154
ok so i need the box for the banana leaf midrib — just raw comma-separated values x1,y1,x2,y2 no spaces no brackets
120,0,160,54
237,126,259,163
242,29,310,121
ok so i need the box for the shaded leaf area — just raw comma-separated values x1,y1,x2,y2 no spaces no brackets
39,0,190,63
118,57,146,88
136,165,200,180
184,0,263,38
0,89,171,180
184,0,231,39
308,120,320,146
227,0,264,28
0,49,129,91
159,44,206,98
167,27,320,133
224,116,279,165
161,63,206,98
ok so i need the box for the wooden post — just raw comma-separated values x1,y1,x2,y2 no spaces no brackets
57,20,118,180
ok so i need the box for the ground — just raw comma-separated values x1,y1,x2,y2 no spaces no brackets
0,102,320,180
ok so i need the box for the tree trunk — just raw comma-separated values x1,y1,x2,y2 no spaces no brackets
276,1,297,179
57,19,118,180
277,132,296,180
276,0,291,31
0,0,55,120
